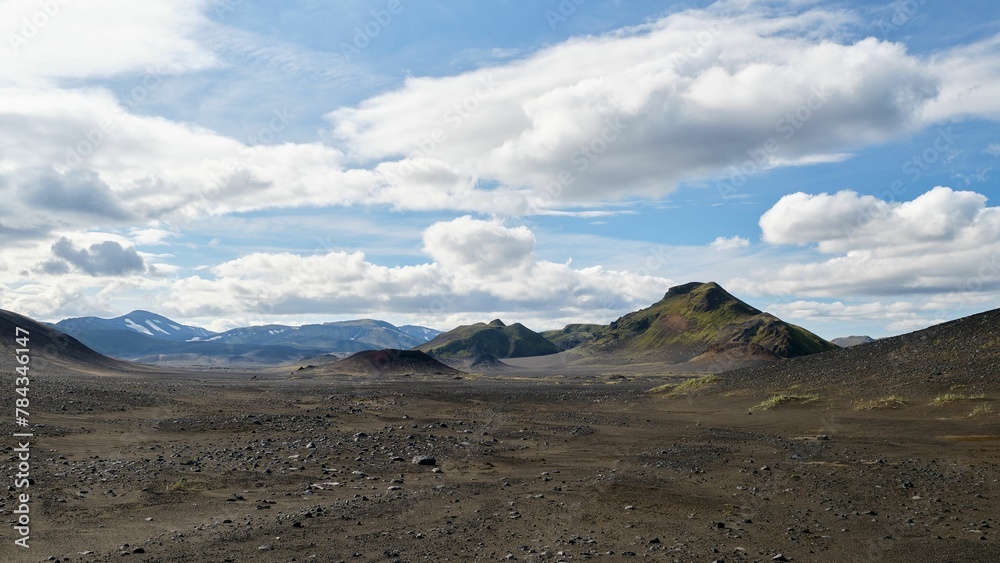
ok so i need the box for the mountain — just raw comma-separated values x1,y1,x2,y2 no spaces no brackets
831,335,876,347
720,308,1000,396
415,319,562,359
0,309,133,374
53,312,441,366
399,325,443,341
55,310,216,343
542,323,606,350
213,319,429,351
316,349,463,376
579,282,837,365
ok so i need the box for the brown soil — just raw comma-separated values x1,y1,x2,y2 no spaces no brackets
1,361,998,562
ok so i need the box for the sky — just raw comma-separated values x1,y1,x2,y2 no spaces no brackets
1,0,999,339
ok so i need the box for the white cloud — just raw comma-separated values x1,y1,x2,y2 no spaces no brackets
1,0,217,84
709,235,750,251
735,186,1000,297
0,1,998,233
765,299,938,333
327,5,954,210
761,187,992,253
921,33,1000,123
161,217,672,326
422,216,535,275
986,143,1000,157
129,225,177,246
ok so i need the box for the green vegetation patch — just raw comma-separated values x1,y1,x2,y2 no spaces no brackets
649,375,717,397
166,478,202,492
754,393,820,411
968,404,994,417
854,395,907,410
931,393,987,406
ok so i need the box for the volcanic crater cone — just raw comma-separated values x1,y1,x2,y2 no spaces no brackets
323,349,464,376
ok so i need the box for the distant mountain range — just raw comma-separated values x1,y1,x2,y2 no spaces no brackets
52,311,442,366
30,281,843,369
831,335,876,347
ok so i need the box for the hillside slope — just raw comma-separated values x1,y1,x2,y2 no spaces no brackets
1,309,135,374
317,349,463,376
580,282,837,364
720,308,1000,396
55,310,216,342
542,324,606,350
416,319,561,359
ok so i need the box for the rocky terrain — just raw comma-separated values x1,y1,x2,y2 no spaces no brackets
0,306,997,562
1,366,997,562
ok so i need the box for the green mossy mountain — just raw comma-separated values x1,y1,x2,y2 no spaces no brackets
541,324,607,350
580,282,837,363
415,319,562,359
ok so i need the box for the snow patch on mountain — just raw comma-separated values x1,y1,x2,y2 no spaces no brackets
124,318,154,336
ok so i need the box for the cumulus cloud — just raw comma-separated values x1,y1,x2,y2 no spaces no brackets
44,237,146,276
163,217,672,324
20,167,132,219
709,235,750,251
733,186,1000,297
0,0,217,84
422,216,535,274
764,299,942,334
0,1,997,232
328,4,956,210
761,187,991,253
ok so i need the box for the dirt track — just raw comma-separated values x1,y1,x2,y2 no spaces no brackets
2,368,999,562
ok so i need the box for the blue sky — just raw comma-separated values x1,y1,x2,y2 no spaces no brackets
1,0,999,339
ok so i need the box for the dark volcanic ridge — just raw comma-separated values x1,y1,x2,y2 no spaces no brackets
0,308,135,374
440,352,514,371
317,349,464,376
720,307,1000,396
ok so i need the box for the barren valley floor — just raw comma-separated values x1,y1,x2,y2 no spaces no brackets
2,368,999,562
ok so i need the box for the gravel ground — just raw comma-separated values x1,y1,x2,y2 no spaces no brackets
0,367,997,562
